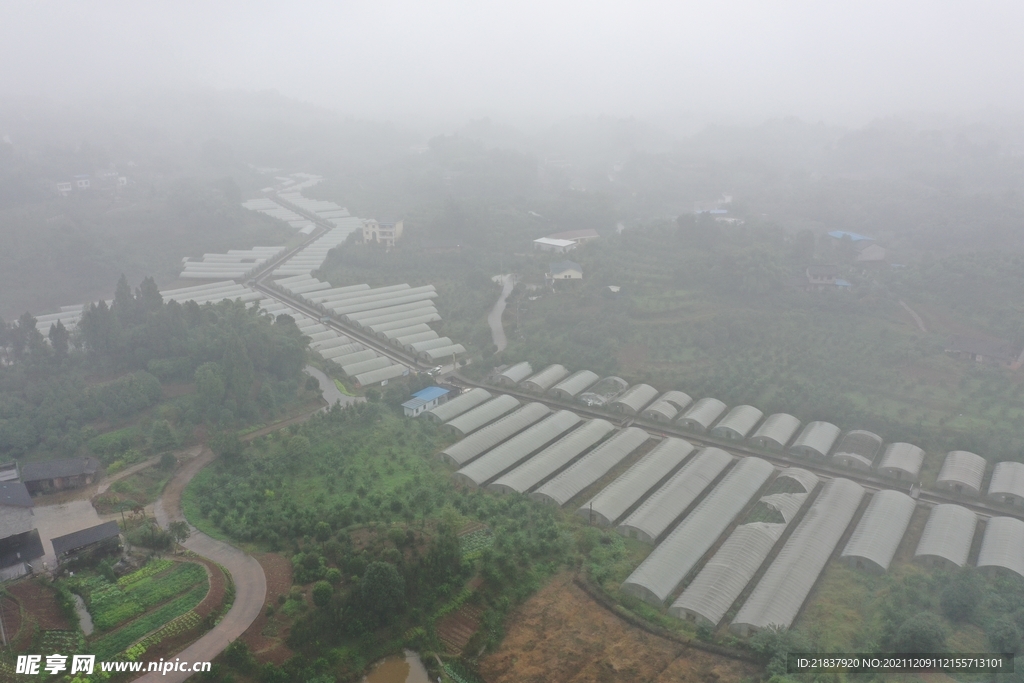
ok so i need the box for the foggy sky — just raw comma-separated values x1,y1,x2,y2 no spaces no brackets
2,1,1023,126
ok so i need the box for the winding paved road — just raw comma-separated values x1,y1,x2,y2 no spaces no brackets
303,364,364,411
135,450,267,682
488,274,514,353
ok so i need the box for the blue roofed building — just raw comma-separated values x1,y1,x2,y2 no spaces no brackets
402,386,451,417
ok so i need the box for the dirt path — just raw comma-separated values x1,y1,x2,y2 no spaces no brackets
488,274,514,353
303,364,363,411
134,449,267,683
899,299,928,333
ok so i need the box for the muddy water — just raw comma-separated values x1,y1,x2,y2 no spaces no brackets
363,650,432,683
73,594,94,635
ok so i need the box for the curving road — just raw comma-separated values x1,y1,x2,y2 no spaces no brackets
303,364,364,412
135,451,267,682
488,274,515,353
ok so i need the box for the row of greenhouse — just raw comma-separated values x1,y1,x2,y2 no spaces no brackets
268,275,466,363
179,246,287,280
491,361,1024,504
247,293,412,387
420,377,1024,635
33,280,264,335
241,197,316,231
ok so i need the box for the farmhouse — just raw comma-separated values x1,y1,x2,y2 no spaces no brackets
51,521,121,564
21,457,100,495
547,260,582,281
0,482,44,580
362,219,404,248
945,335,1015,366
545,229,600,246
402,386,450,417
532,237,576,254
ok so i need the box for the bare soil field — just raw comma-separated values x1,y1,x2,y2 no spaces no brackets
479,574,761,683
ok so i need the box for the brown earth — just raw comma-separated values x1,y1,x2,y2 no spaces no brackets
240,552,295,665
437,603,485,655
479,574,761,683
8,578,71,631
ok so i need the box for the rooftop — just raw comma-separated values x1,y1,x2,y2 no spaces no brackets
412,386,450,401
550,260,582,276
547,229,600,241
533,237,576,248
21,457,99,483
0,482,33,508
51,521,120,558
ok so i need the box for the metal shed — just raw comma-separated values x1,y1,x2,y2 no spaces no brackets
620,457,775,606
877,442,925,481
532,428,651,508
710,405,764,440
609,384,660,416
731,478,865,636
520,364,570,393
576,437,694,526
832,430,884,471
617,447,733,544
669,469,818,627
676,398,727,433
749,413,801,450
488,419,615,494
935,451,986,498
977,516,1024,579
789,421,841,459
439,403,551,466
452,410,582,487
549,370,600,401
988,461,1024,506
496,361,533,387
841,489,915,574
640,391,692,422
444,395,521,436
424,388,492,424
914,504,977,570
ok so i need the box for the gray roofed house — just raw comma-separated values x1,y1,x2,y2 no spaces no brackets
749,413,801,450
832,430,883,471
21,457,100,495
710,405,763,440
935,451,987,498
51,521,121,562
0,482,35,554
945,335,1016,366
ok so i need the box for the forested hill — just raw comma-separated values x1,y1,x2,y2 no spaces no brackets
0,276,308,462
